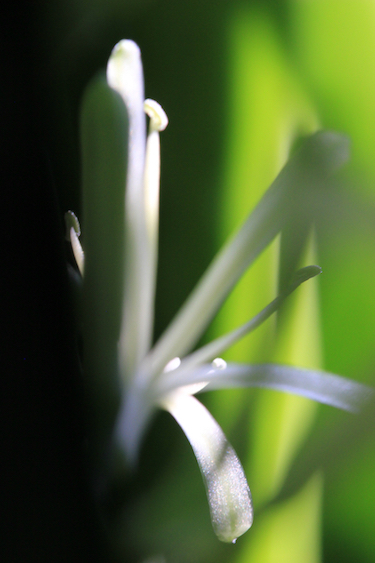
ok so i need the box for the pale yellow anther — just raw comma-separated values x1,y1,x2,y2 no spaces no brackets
64,210,81,241
163,357,181,373
144,99,168,132
64,211,84,276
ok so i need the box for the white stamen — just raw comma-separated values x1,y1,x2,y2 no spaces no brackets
65,210,81,239
65,211,84,276
141,133,350,382
144,99,168,132
70,227,85,276
164,357,181,373
143,99,168,245
212,358,227,370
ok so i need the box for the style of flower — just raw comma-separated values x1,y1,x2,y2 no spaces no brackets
66,40,373,543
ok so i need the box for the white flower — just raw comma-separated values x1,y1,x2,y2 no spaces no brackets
67,40,373,543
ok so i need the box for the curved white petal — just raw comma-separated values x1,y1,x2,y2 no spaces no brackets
157,363,373,414
160,392,253,542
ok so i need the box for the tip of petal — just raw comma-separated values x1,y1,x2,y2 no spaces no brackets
110,39,141,63
164,393,253,543
163,357,181,372
106,39,145,117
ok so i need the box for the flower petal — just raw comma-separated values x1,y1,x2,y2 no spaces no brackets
107,40,153,379
160,392,253,542
173,265,321,375
158,363,373,414
143,131,350,381
106,40,146,194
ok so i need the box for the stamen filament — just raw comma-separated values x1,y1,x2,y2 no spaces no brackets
141,132,349,382
168,266,321,376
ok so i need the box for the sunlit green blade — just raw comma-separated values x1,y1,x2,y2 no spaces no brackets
252,237,323,506
275,390,375,505
161,392,253,542
291,0,375,183
290,0,375,388
236,475,323,563
211,8,319,372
